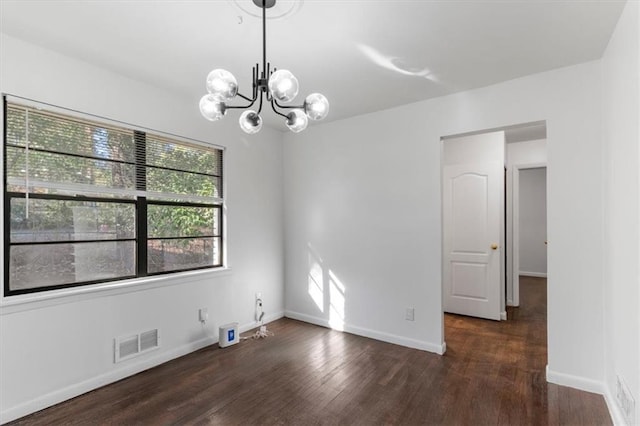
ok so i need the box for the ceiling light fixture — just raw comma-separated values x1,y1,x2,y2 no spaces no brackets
199,0,329,134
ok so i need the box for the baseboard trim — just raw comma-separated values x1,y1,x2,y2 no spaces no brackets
284,310,445,355
603,383,626,425
519,271,548,278
500,311,507,320
0,313,285,425
0,337,211,424
546,366,623,424
545,365,604,394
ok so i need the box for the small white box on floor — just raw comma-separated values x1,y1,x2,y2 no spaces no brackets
219,322,239,348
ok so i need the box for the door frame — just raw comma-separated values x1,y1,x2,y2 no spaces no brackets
511,162,547,306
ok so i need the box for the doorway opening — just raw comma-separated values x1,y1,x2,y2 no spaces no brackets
441,121,547,346
511,165,547,307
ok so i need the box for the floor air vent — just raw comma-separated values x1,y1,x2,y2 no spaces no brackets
114,329,160,363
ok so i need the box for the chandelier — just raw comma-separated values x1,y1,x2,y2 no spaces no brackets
199,0,329,134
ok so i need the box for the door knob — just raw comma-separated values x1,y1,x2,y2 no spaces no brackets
491,243,498,250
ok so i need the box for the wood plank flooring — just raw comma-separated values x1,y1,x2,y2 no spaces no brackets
10,277,611,425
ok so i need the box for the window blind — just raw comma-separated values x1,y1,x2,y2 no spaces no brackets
5,103,223,204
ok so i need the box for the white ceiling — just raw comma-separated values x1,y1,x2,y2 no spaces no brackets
0,0,626,129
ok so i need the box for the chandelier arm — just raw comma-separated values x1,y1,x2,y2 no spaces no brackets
225,98,258,109
257,91,265,114
236,92,255,102
273,99,305,110
266,85,273,102
270,100,291,119
253,64,259,98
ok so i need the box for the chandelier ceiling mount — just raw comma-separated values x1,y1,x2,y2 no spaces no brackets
252,0,275,8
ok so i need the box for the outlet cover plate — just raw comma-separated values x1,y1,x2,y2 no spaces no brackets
405,307,415,321
199,308,208,323
616,374,636,425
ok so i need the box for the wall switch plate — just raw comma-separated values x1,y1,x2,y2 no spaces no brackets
405,307,415,321
198,308,208,323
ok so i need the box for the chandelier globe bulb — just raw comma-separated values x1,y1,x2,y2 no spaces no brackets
303,93,329,121
206,69,238,101
268,69,299,103
199,94,227,121
239,110,263,134
286,109,309,133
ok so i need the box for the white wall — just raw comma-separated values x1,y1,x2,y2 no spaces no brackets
507,139,547,165
0,35,285,423
505,139,547,305
518,168,547,276
601,0,640,424
283,59,605,391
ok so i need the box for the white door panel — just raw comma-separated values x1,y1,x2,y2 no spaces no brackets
443,162,502,320
451,261,488,300
452,174,489,254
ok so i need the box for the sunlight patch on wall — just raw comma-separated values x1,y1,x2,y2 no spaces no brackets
329,270,345,331
308,250,324,313
306,244,347,331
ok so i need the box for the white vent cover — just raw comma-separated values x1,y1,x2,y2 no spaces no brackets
140,329,159,352
114,329,160,363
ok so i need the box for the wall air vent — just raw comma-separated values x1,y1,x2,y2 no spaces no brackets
140,329,159,352
114,329,160,363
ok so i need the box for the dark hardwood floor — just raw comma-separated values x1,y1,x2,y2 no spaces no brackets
10,277,611,425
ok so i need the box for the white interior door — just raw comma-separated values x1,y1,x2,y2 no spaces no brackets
443,161,503,320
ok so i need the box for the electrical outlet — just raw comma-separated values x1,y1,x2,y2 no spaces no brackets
616,374,636,425
405,307,415,321
198,308,208,323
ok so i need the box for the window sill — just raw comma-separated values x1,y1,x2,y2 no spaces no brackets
0,267,233,316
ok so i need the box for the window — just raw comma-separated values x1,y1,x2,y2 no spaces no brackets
3,97,224,296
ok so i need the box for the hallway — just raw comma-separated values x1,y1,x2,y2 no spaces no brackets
445,276,611,424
